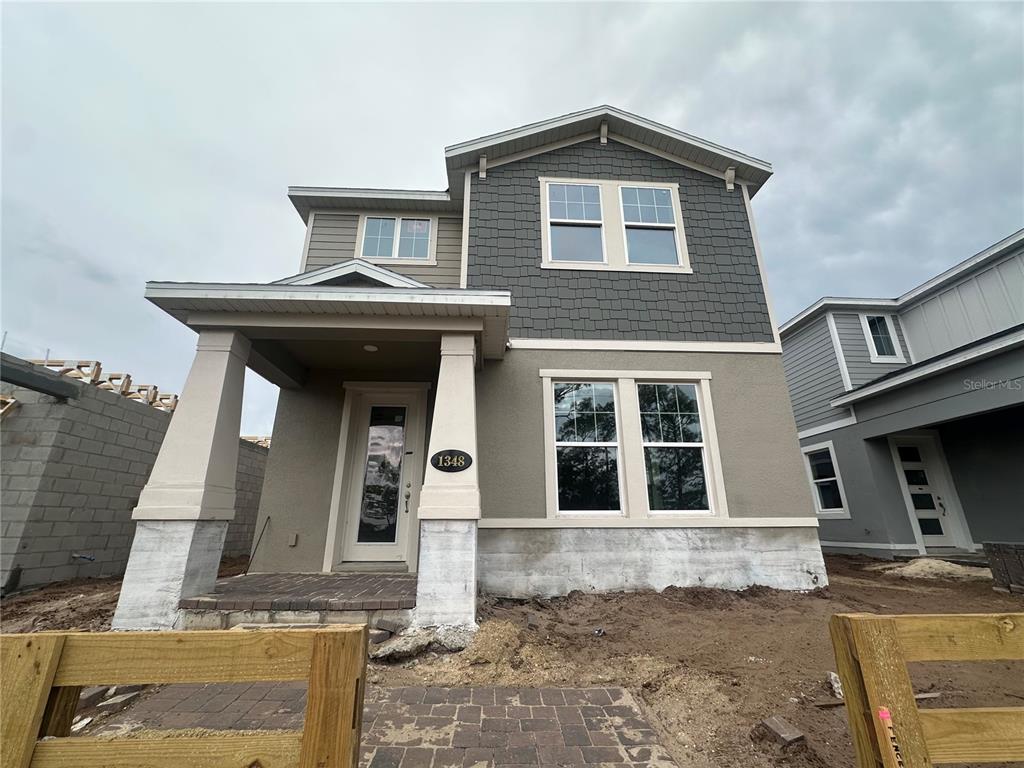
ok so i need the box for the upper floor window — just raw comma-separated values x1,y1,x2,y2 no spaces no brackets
802,441,849,518
859,314,905,363
621,187,682,266
547,183,604,263
360,216,434,262
539,178,691,274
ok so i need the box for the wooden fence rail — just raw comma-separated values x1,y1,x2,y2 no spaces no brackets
830,612,1024,767
1,626,368,768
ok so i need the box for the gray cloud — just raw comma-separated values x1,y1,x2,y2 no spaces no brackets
3,2,1021,433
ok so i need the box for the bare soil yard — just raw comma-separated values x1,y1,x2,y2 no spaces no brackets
2,555,1021,767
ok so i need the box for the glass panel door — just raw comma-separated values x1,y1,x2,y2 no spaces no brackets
355,406,407,544
896,440,954,547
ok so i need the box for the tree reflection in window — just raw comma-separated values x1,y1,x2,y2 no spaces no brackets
637,383,709,511
553,382,620,512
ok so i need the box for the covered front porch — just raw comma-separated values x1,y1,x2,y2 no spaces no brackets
111,262,510,630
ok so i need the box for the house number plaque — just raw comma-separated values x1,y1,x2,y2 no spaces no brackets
430,449,472,472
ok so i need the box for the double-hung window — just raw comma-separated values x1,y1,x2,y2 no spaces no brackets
552,381,621,513
547,183,604,263
802,442,849,517
620,187,682,265
543,373,726,519
361,216,433,261
540,178,690,272
638,383,709,512
859,314,905,363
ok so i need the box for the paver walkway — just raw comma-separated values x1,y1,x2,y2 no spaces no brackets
98,684,679,767
178,572,417,611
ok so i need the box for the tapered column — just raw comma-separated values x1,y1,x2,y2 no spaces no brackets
112,330,250,629
415,333,479,627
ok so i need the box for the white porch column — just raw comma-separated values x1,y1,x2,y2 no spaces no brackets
414,333,480,628
113,330,250,629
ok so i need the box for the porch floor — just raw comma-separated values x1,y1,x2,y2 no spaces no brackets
178,572,417,612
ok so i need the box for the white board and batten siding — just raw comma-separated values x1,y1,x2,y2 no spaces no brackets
832,312,911,388
898,249,1024,361
303,212,463,289
780,315,853,432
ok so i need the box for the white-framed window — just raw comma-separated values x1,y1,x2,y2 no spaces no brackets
539,178,691,274
357,215,437,263
551,381,623,515
859,313,905,363
802,441,850,518
547,183,606,264
541,370,727,519
620,187,685,267
637,382,710,512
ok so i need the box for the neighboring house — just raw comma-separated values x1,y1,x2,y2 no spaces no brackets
780,230,1024,558
111,106,827,631
0,354,268,591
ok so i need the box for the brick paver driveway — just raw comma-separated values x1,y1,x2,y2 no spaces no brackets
100,684,679,767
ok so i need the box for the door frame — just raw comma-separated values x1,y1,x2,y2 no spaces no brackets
322,382,430,572
887,430,974,554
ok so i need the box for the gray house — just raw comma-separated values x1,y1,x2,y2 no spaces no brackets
780,230,1024,558
112,106,827,631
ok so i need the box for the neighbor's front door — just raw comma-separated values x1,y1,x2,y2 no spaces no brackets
342,389,425,563
891,436,959,548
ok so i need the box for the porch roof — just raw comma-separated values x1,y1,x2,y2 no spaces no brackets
145,281,512,367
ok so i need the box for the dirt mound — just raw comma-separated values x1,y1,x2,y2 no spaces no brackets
462,620,522,666
876,558,992,581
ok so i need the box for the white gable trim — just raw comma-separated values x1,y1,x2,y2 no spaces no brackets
273,260,430,289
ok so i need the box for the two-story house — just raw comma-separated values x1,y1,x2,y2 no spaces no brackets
111,106,827,631
781,230,1024,559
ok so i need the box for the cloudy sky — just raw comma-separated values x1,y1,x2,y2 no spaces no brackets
3,2,1022,433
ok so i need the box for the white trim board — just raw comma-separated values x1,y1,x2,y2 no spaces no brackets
801,440,851,520
274,259,430,289
825,312,853,390
817,540,918,551
742,184,782,346
478,517,819,529
797,414,858,440
830,327,1024,407
859,312,906,364
509,339,781,354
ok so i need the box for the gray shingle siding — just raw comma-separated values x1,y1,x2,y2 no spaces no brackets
781,316,853,431
466,138,774,342
833,312,910,388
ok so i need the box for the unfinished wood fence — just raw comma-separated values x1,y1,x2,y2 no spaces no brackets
830,613,1024,767
1,626,368,768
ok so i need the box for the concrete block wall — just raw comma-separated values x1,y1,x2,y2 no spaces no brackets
1,372,269,589
226,443,269,558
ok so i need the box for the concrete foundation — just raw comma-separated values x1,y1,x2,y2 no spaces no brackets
112,520,227,630
477,526,827,597
414,520,478,627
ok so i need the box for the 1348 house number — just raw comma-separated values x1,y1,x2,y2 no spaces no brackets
430,449,473,472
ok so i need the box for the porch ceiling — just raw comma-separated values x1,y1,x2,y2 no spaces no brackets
145,282,511,387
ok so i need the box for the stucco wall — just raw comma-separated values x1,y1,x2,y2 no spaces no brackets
248,371,346,573
1,374,267,589
476,348,813,520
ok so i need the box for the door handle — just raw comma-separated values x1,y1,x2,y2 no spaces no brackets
937,496,946,515
404,485,411,514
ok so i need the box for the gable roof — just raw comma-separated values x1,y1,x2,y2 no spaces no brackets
288,106,773,221
273,260,430,289
779,228,1024,337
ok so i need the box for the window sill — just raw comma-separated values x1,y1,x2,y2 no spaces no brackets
540,262,693,274
868,355,905,364
359,256,437,267
816,510,851,520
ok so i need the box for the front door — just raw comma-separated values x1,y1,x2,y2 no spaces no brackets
891,436,961,548
341,388,426,564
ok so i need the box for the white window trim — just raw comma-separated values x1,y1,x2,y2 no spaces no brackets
539,177,693,274
540,369,728,521
859,313,905,364
801,440,850,519
617,183,690,270
355,213,439,266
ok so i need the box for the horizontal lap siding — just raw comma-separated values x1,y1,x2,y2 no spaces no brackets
781,316,852,431
834,312,910,388
303,213,462,289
